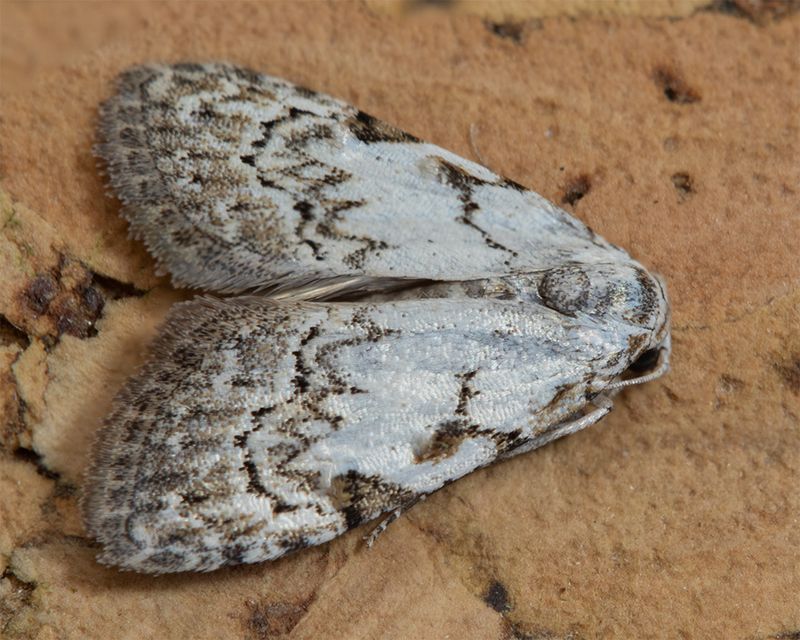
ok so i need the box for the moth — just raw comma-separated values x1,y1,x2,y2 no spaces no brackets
83,62,671,573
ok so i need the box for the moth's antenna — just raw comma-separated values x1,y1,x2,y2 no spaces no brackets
608,341,671,391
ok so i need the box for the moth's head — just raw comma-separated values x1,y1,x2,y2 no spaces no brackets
538,261,671,379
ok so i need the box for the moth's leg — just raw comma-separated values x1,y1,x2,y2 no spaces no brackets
500,395,614,459
469,122,489,167
364,495,427,548
365,398,614,547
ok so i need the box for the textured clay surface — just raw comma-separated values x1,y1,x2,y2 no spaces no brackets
1,1,798,638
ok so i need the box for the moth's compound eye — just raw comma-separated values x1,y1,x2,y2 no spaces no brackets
538,263,665,329
628,348,661,373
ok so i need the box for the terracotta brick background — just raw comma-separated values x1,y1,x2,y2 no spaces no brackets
1,1,798,638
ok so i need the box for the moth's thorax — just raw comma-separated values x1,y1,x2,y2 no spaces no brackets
377,263,668,323
505,262,671,378
351,262,669,336
534,262,666,327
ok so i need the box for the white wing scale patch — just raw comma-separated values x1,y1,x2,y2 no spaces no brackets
84,62,671,573
96,63,622,294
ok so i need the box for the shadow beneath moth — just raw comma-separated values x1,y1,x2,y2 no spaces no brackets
83,62,671,573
